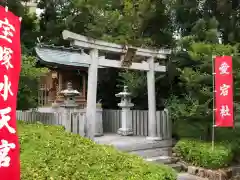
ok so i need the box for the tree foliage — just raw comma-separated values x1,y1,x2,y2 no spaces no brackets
170,0,240,43
17,56,48,110
168,18,240,139
38,0,174,47
0,0,45,109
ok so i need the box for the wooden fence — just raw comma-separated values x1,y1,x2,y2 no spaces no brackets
102,109,171,139
16,111,64,125
17,109,171,139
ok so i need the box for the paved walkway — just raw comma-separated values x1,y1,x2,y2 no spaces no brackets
178,173,208,180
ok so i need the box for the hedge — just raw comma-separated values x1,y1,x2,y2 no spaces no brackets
18,121,177,180
173,139,233,169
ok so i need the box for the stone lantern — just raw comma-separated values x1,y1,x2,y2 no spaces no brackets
60,82,80,107
115,86,134,136
60,82,80,132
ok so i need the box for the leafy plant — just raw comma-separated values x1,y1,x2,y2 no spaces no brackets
19,121,177,180
173,139,233,169
17,55,48,110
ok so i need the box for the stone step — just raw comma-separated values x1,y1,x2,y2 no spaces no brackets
169,163,182,172
116,139,172,152
145,156,172,164
130,147,171,158
145,156,183,172
177,173,208,180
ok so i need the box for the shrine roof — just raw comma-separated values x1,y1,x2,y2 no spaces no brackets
35,44,90,68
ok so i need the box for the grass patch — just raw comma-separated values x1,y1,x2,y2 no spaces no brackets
19,121,177,180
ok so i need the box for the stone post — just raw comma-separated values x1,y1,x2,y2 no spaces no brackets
95,104,103,137
146,57,161,140
116,86,134,136
60,82,80,132
85,49,99,140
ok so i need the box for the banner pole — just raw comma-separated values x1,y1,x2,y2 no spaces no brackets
212,55,216,151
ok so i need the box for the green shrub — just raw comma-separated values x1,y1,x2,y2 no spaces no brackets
18,121,177,180
173,139,233,169
215,127,240,156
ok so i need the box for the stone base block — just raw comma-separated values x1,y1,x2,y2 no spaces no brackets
117,128,133,136
146,136,162,141
187,165,232,180
94,132,104,137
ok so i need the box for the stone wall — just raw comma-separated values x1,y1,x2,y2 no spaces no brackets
173,154,240,179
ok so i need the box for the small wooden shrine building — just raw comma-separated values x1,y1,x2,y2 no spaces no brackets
35,44,93,108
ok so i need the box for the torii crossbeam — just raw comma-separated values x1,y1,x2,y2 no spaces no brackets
62,30,171,140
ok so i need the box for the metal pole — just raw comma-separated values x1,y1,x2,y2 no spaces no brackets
212,55,216,151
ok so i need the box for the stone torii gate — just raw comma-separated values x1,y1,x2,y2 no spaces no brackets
62,30,171,140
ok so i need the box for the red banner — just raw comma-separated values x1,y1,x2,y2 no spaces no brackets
0,6,21,180
215,56,234,127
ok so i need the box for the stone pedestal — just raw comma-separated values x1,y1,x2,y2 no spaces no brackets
116,86,134,136
117,106,133,136
94,107,103,137
61,105,76,132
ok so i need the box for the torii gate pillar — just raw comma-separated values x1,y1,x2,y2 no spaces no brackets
85,49,99,140
146,57,161,140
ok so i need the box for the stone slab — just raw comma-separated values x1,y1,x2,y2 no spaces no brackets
145,156,172,164
170,163,182,172
178,173,208,180
129,147,171,158
94,133,172,152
